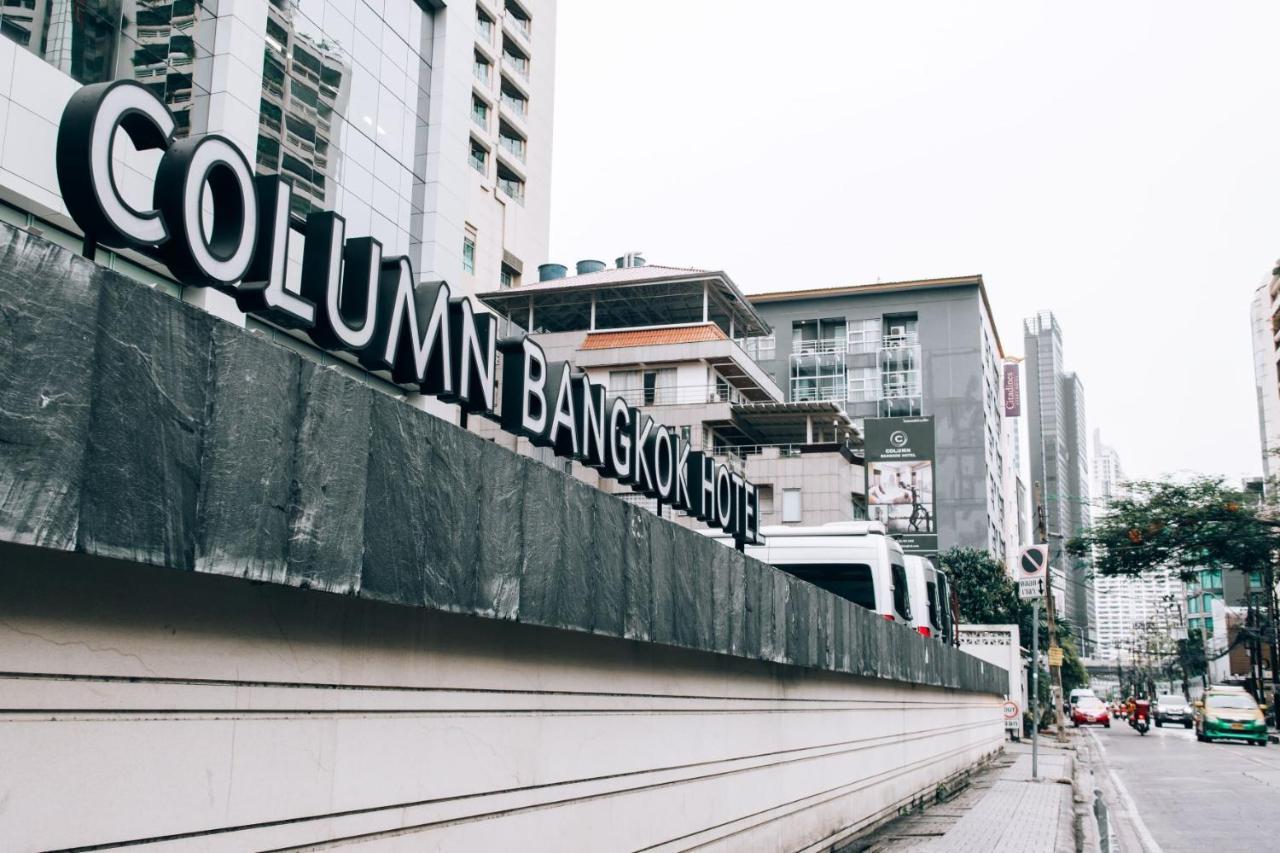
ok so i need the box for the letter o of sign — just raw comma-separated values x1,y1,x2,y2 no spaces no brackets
56,80,176,249
715,464,733,530
154,135,259,288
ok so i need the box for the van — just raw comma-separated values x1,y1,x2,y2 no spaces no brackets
904,555,944,639
934,568,959,645
703,521,912,622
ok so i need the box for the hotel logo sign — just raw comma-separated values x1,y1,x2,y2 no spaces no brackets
54,80,761,545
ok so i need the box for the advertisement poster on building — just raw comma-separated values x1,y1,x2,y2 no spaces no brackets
864,416,938,556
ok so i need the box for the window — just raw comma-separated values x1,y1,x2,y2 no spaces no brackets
793,318,847,353
499,128,527,162
472,95,489,129
470,139,489,174
500,263,519,288
782,489,802,523
473,52,491,85
847,318,880,353
497,163,525,204
847,366,879,402
891,564,912,621
680,425,693,446
1203,617,1214,635
757,485,774,514
502,38,529,77
609,368,676,406
1202,593,1214,611
505,0,532,36
476,8,495,42
1188,596,1200,614
501,80,528,119
926,581,941,630
782,563,876,610
462,228,476,274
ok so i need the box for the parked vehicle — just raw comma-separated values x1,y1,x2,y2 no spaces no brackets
1071,696,1111,728
1153,693,1193,728
1130,699,1150,735
1195,686,1269,746
904,555,944,639
714,522,912,623
934,568,960,646
1067,688,1096,715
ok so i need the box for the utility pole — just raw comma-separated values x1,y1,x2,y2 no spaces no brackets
1035,480,1066,742
1031,597,1039,780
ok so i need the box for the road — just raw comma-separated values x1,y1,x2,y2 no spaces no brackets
1086,719,1280,852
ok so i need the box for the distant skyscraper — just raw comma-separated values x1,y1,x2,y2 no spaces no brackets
1023,311,1094,653
1250,275,1280,479
1089,431,1180,660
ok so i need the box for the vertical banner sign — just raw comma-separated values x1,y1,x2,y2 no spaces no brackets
1002,362,1021,417
864,416,937,556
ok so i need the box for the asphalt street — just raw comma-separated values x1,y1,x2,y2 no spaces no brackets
1086,719,1280,852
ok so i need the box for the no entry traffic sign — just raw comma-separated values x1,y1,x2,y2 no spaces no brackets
1018,544,1048,600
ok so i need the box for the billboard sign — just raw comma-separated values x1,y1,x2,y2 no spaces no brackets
48,80,764,545
1003,362,1021,417
864,416,937,556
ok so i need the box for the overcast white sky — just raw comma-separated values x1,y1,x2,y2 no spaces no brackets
548,1,1280,482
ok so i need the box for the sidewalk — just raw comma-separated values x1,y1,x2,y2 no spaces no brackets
843,737,1078,852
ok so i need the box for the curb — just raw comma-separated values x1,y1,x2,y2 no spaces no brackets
1071,741,1104,853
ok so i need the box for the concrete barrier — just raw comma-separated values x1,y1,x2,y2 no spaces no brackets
0,225,1006,850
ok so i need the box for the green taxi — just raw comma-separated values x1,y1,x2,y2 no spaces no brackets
1194,686,1269,746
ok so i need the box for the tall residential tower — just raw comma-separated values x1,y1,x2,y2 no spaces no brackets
1024,311,1094,653
0,0,554,341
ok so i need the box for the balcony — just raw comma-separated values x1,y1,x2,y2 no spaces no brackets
502,39,530,79
498,130,525,162
473,59,491,86
607,382,750,408
500,90,528,122
475,14,494,45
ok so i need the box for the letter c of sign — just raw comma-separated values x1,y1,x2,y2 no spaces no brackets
56,80,259,288
57,80,176,249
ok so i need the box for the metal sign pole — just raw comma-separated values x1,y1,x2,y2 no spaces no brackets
1032,597,1039,780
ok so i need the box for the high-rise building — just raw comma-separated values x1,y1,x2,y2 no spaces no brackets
1023,310,1094,653
0,0,554,358
1089,430,1181,660
1250,273,1280,479
743,276,1020,563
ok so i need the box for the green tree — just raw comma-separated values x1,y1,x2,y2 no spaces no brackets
1069,475,1278,715
1068,476,1273,581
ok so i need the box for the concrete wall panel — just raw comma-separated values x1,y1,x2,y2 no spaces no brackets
0,546,1003,852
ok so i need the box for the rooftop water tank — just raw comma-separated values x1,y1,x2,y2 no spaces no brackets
538,263,567,281
615,253,646,269
576,259,606,275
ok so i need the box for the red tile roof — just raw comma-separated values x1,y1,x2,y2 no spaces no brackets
580,323,727,350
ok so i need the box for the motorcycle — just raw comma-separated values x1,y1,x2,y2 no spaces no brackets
1129,699,1151,735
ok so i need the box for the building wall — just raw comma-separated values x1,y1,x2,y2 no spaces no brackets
751,284,1002,555
1250,280,1280,479
0,545,1006,852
